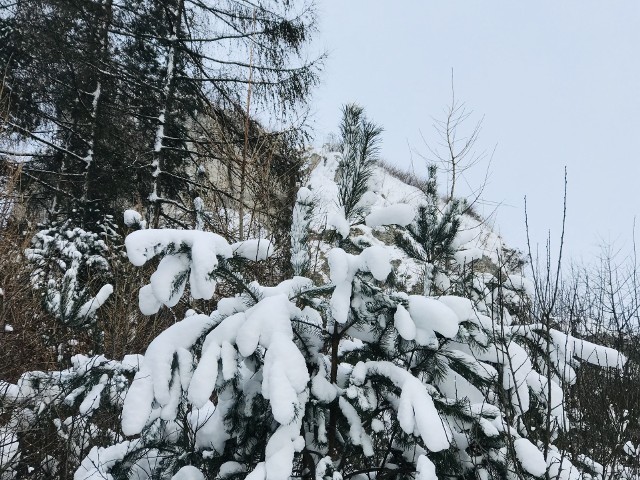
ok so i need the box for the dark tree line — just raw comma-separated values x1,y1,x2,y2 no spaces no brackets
0,0,320,228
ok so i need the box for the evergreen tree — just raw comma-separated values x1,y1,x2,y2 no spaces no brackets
1,0,320,225
1,108,632,480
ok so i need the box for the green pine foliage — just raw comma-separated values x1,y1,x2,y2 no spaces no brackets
336,104,383,222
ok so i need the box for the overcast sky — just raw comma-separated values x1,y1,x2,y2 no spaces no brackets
310,1,640,265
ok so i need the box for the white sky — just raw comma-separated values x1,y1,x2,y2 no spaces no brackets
311,1,640,265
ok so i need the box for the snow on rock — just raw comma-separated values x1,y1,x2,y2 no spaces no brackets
507,274,536,299
514,438,546,477
231,239,274,261
365,203,415,228
454,247,484,265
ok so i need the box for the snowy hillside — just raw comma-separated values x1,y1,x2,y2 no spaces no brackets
304,150,514,290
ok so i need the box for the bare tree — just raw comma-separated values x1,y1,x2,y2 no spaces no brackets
419,73,492,203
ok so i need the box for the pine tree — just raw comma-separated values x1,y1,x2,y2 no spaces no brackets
2,107,633,480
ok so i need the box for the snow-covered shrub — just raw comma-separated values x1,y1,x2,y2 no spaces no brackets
25,217,118,331
0,354,141,479
67,143,630,480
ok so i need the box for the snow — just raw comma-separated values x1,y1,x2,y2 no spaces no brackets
394,304,417,341
188,312,246,407
123,209,146,229
436,368,484,404
75,440,141,480
339,397,374,456
122,314,214,436
623,441,637,456
416,455,437,480
218,462,245,478
327,211,350,238
327,248,351,284
126,229,232,267
365,203,415,228
351,361,451,452
0,427,19,472
327,246,392,323
262,333,309,424
77,283,113,319
126,229,235,305
407,296,460,339
514,438,546,477
359,246,391,280
235,295,295,356
78,374,107,415
253,276,313,299
188,295,309,428
138,284,162,315
171,466,205,480
437,296,477,323
549,329,627,369
45,147,635,479
507,274,536,299
231,239,274,261
311,373,337,403
263,416,307,480
150,253,189,307
546,446,582,480
330,281,352,324
4,324,13,332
